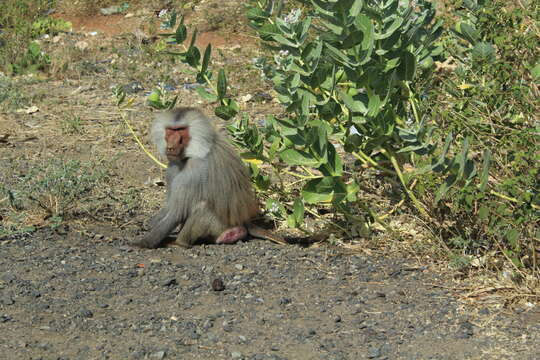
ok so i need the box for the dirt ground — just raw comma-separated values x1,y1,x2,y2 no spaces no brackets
1,3,539,360
1,229,539,360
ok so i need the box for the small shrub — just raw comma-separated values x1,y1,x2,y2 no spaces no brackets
0,160,109,235
421,0,539,270
0,0,53,73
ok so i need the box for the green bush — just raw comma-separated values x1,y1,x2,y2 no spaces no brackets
126,1,485,226
229,0,489,227
0,0,61,74
0,160,109,235
421,0,539,270
116,0,537,274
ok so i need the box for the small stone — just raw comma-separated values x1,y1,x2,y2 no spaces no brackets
212,278,225,291
240,94,253,103
36,303,49,310
231,351,243,359
149,350,166,359
279,298,291,305
457,321,474,338
479,308,490,315
2,273,16,283
36,342,50,350
367,346,381,358
75,41,89,51
235,264,244,271
202,319,213,330
162,278,177,287
1,296,14,305
223,321,233,332
78,309,93,318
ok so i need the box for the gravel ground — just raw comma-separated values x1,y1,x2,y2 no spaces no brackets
1,229,539,360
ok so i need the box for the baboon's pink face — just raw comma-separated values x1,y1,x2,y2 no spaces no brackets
165,126,190,161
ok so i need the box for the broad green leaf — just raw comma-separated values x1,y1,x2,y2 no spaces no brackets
367,90,381,117
302,177,348,204
175,23,187,43
293,198,305,225
346,180,359,202
342,30,364,49
319,18,343,35
287,214,296,228
289,62,312,76
303,41,323,64
217,69,227,99
397,127,419,142
200,44,211,75
435,174,457,203
472,42,496,62
215,104,237,120
246,7,267,21
224,98,239,112
259,23,279,41
479,149,491,192
291,73,301,88
319,99,339,120
506,229,520,249
356,14,374,47
195,86,218,102
147,91,160,103
325,143,343,176
29,42,41,57
398,143,429,153
302,177,334,204
188,28,198,48
300,91,311,116
275,118,299,136
356,14,374,64
297,18,311,42
311,126,328,160
273,34,299,47
455,22,479,45
311,0,335,16
432,132,453,171
463,0,481,11
275,17,294,35
285,134,307,147
457,137,470,178
339,90,368,114
531,62,540,81
280,149,320,167
478,206,489,220
344,132,362,152
398,51,416,81
376,16,403,40
324,43,359,67
464,159,476,181
331,178,348,204
350,0,364,17
185,46,200,67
